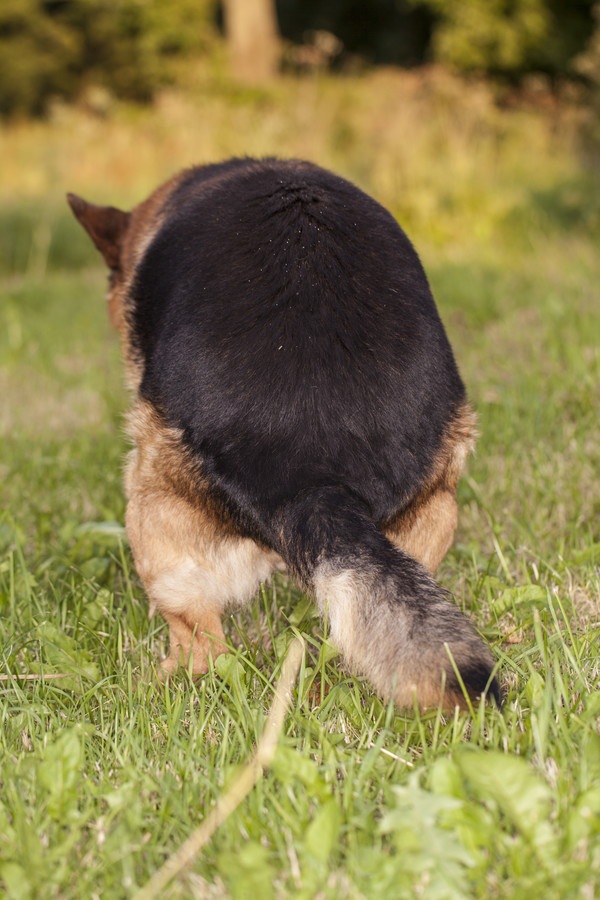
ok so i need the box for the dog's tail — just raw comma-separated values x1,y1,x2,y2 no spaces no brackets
272,486,499,710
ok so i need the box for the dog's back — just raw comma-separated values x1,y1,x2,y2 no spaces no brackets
133,160,462,525
69,158,499,709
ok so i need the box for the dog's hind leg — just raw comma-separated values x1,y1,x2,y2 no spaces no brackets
385,486,459,575
124,401,279,676
160,608,227,677
386,404,476,575
126,484,279,675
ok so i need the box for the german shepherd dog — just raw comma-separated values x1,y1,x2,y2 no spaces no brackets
68,158,499,710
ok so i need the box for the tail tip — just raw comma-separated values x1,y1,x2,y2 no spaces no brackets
450,659,502,709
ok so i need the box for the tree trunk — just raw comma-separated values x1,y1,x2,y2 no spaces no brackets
222,0,280,83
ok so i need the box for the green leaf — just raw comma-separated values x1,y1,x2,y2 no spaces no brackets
379,774,474,898
581,732,600,789
494,585,547,616
215,653,247,686
454,749,557,859
78,591,109,628
219,842,275,900
79,557,110,580
0,862,32,900
38,728,83,820
288,594,316,626
429,757,466,800
304,798,341,863
0,520,25,552
582,691,600,723
380,780,464,836
272,746,329,801
570,542,600,566
317,639,339,665
524,670,546,708
29,622,100,688
567,786,600,849
74,521,126,539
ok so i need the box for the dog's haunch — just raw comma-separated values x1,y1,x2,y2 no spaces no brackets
68,158,500,711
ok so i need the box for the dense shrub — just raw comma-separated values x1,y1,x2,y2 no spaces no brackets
414,0,594,77
0,0,215,116
575,3,600,160
0,0,597,117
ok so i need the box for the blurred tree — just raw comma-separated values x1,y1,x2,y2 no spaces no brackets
575,3,600,156
68,0,215,101
0,0,79,116
223,0,280,82
0,0,596,117
422,0,550,72
577,3,600,81
411,0,595,77
0,0,216,117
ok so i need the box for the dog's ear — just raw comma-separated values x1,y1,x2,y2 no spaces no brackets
67,193,130,270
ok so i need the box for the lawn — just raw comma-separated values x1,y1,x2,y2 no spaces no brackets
1,71,599,898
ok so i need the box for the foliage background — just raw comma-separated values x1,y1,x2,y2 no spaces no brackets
0,0,599,116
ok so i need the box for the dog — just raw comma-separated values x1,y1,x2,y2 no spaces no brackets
68,157,500,710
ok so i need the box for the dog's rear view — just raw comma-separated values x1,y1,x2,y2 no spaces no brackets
68,158,499,710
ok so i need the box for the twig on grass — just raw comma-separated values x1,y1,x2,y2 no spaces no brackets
134,635,305,900
0,672,73,681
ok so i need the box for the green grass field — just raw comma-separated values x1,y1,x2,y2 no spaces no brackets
1,72,599,898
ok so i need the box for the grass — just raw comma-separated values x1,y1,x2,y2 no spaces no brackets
0,69,599,898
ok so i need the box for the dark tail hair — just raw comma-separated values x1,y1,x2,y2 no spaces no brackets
273,486,500,710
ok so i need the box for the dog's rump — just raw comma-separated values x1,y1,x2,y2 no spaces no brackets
68,156,499,709
130,158,466,536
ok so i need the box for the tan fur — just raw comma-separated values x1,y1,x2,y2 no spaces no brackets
125,400,283,674
315,565,477,710
387,487,458,575
420,400,477,493
159,610,227,676
385,402,476,573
